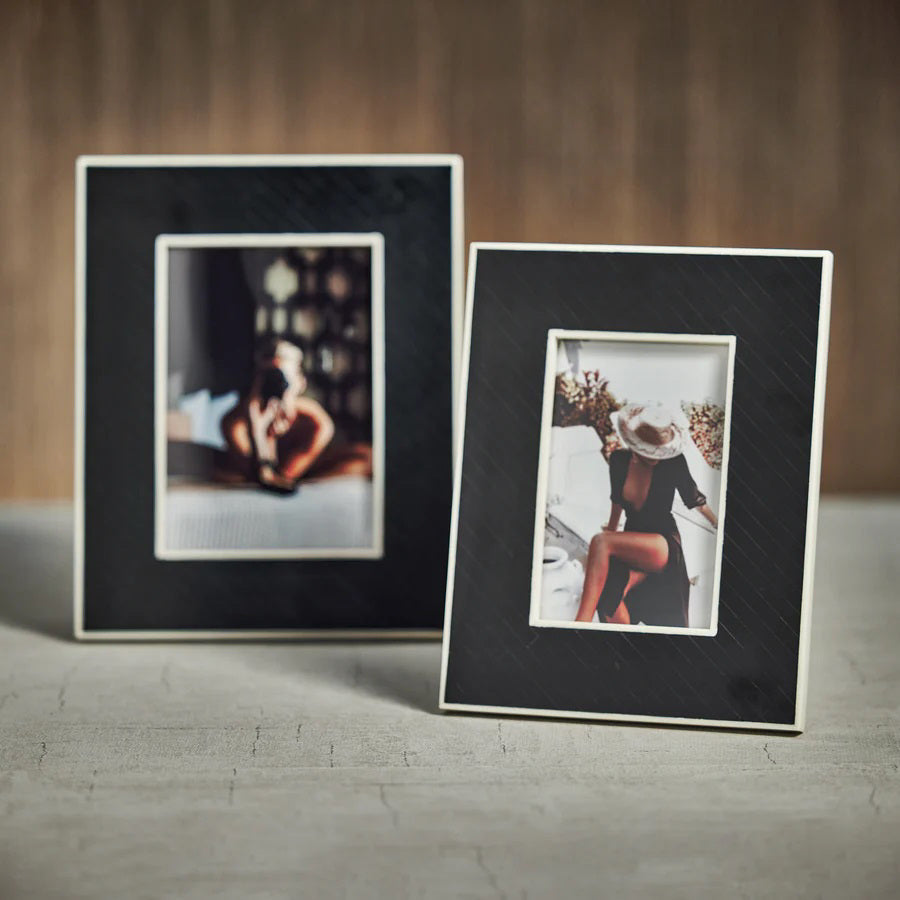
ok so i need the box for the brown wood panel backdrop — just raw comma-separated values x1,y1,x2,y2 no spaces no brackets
0,0,898,498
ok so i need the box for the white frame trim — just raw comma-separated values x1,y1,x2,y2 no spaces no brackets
74,153,464,640
440,241,833,732
154,232,386,561
529,329,736,637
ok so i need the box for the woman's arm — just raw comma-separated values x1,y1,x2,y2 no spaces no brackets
280,400,336,481
675,455,710,515
222,388,280,465
248,398,280,467
604,502,623,532
220,394,295,491
245,397,298,493
698,503,718,529
221,403,253,458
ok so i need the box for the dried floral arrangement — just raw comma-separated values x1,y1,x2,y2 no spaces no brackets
681,400,726,470
553,371,726,469
553,371,624,460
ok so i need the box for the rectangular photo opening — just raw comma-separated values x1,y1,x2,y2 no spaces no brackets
530,330,735,636
155,233,385,560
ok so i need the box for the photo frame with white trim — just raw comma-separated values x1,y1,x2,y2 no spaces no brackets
530,329,736,637
76,154,463,639
440,243,832,730
154,232,386,562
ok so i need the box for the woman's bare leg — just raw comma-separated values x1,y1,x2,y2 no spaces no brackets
607,571,648,625
607,571,649,624
294,443,374,482
575,532,669,622
607,598,630,625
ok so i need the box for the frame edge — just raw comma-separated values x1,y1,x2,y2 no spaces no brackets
438,243,480,706
792,250,834,733
73,157,87,640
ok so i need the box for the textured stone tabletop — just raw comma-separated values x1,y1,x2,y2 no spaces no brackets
0,501,897,899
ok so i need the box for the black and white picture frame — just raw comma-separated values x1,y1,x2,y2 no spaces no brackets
75,154,463,639
440,243,832,731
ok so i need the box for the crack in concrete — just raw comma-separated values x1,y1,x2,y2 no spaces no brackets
841,652,867,686
57,665,78,712
475,847,506,898
497,722,506,754
251,725,261,757
378,784,399,828
402,750,410,767
296,724,302,745
330,743,335,767
763,743,776,765
868,782,880,815
87,769,97,800
228,768,236,806
38,742,47,766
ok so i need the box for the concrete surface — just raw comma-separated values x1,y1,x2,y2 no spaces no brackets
0,500,898,899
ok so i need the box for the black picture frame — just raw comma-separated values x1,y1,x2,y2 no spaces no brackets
440,243,832,731
75,154,463,639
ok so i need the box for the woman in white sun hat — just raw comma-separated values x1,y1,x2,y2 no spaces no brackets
575,402,719,628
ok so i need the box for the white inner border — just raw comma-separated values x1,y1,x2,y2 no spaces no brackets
440,242,833,732
528,329,736,637
154,232,386,561
74,153,464,640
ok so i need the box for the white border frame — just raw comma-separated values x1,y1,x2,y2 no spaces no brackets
440,242,833,732
154,232,386,561
74,154,464,641
528,329,736,637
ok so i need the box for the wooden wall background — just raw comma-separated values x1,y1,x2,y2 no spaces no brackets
1,0,898,498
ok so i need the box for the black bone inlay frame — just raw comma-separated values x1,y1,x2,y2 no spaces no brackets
76,155,462,638
440,243,831,730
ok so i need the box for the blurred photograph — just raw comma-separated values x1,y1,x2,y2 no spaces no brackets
155,234,384,559
531,330,735,634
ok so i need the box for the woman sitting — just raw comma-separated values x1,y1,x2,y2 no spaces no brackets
575,403,718,628
219,338,371,493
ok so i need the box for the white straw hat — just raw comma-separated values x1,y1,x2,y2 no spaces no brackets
611,403,685,460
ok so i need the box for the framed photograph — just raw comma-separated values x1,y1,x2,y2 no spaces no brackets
531,330,735,637
440,243,832,731
75,154,463,639
155,233,385,561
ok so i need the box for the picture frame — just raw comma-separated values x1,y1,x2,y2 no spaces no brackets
440,242,832,731
75,154,463,639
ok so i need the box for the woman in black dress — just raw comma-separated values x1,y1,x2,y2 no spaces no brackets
575,403,719,628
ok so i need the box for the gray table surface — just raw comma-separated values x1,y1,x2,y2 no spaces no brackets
0,500,897,899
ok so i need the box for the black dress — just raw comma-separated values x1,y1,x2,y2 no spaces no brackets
598,449,707,627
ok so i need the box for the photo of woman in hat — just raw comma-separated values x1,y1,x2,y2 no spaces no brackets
574,403,719,628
